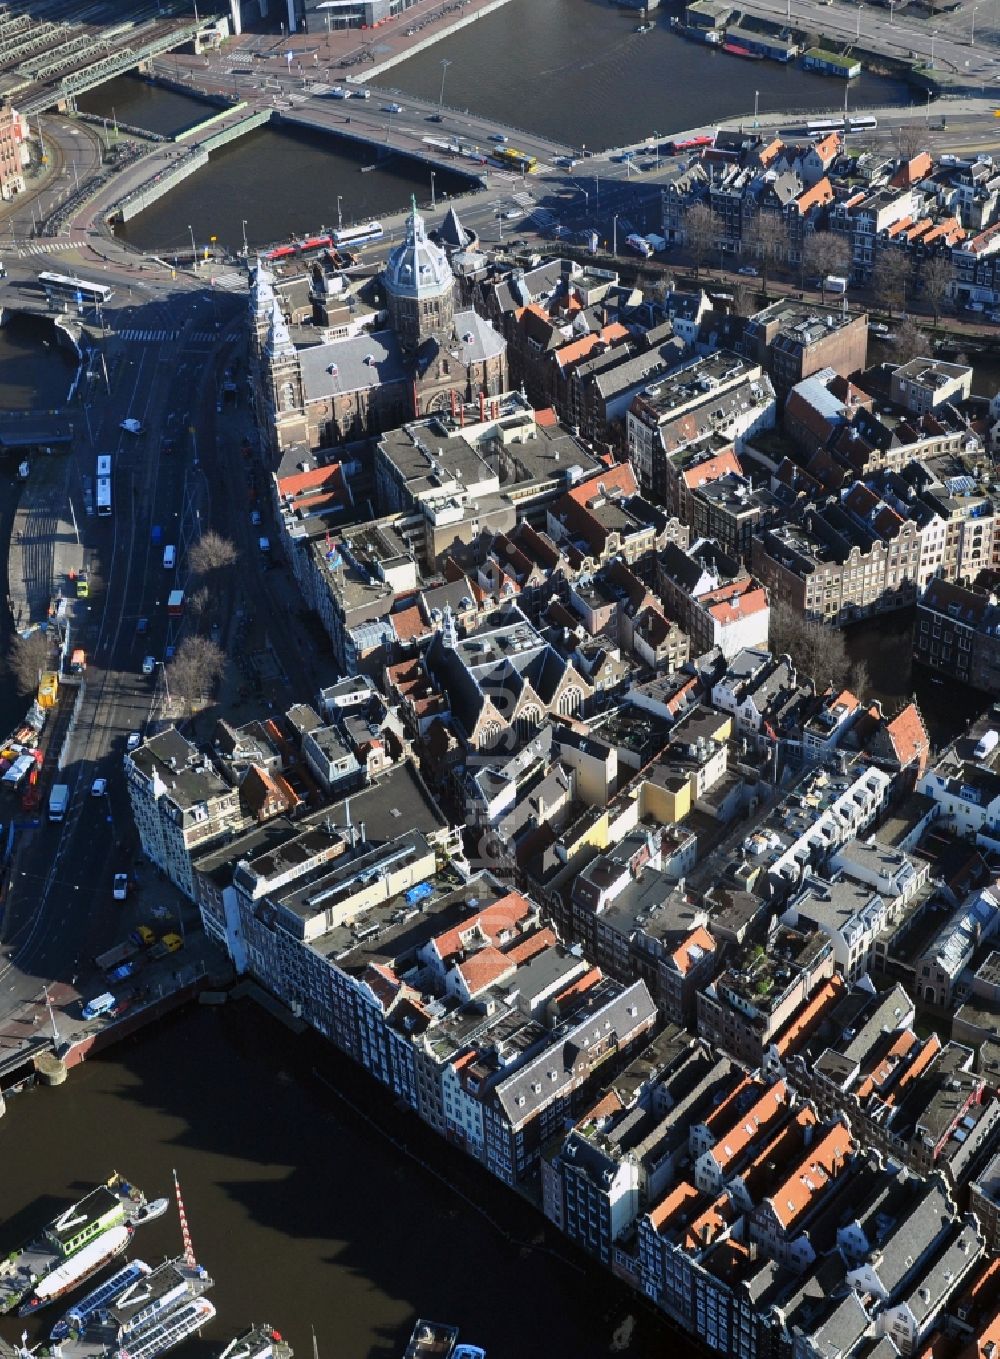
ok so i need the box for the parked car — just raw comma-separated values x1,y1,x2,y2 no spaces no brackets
382,102,403,113
126,731,142,751
142,656,156,676
136,616,149,635
427,113,444,123
738,264,759,276
82,992,116,1020
489,133,508,143
112,873,129,901
250,510,261,526
91,777,107,797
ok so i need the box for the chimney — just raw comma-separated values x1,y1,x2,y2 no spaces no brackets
479,390,486,422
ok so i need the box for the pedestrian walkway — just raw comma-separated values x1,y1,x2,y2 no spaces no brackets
11,239,75,256
117,328,179,343
115,329,220,344
7,456,86,633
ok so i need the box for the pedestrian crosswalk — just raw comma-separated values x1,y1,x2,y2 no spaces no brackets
13,239,74,257
512,191,535,207
117,329,179,343
116,329,221,344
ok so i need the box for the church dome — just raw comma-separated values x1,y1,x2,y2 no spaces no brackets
385,200,453,301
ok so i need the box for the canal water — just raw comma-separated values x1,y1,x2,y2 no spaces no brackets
73,0,911,252
383,0,911,147
0,1003,675,1359
0,315,76,411
77,78,477,255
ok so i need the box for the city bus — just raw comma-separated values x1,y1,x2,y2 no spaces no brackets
96,454,112,480
331,221,384,248
491,146,537,174
806,116,878,136
96,477,112,517
38,272,113,312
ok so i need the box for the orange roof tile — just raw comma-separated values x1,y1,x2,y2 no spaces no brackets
534,407,559,427
456,946,517,995
703,1076,754,1134
277,463,344,497
577,1089,625,1128
391,603,428,643
887,702,930,773
774,975,847,1057
889,1031,941,1101
507,925,557,964
765,1123,853,1230
671,926,715,977
682,447,743,489
685,1194,735,1251
648,1181,700,1232
550,965,603,1012
565,463,637,507
795,177,834,214
710,1080,787,1173
431,891,534,963
706,584,769,627
856,1028,919,1101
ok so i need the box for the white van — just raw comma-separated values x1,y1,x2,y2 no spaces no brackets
163,545,176,569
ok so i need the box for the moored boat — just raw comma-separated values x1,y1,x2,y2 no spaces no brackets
218,1325,292,1359
0,1175,145,1316
128,1199,169,1228
19,1225,132,1315
51,1260,153,1341
113,1295,216,1359
402,1321,486,1359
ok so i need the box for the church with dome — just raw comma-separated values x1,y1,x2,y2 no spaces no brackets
250,201,508,457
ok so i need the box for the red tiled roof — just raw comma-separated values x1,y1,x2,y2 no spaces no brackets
811,132,841,163
710,1080,787,1173
550,965,603,1013
795,177,834,215
456,946,517,996
706,584,769,627
431,891,534,964
277,463,344,497
670,925,715,977
684,1194,735,1251
774,975,847,1057
391,603,428,643
682,447,743,490
534,407,559,427
649,1181,700,1232
764,1123,853,1230
887,702,930,773
891,151,933,188
507,925,557,964
565,463,637,507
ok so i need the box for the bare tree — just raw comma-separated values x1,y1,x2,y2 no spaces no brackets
875,251,911,320
895,125,927,162
684,202,716,277
890,316,930,366
187,585,211,621
6,630,51,696
188,531,238,577
919,254,954,324
166,636,225,713
749,212,788,291
802,232,851,290
769,600,867,694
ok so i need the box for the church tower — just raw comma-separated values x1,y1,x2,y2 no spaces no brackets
383,198,455,354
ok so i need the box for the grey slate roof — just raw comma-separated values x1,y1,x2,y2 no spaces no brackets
300,328,408,401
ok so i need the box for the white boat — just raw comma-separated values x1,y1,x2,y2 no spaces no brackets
129,1199,169,1227
20,1225,132,1314
115,1295,216,1359
52,1260,152,1340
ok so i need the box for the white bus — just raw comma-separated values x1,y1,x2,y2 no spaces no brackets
331,221,384,248
96,454,112,480
96,477,112,517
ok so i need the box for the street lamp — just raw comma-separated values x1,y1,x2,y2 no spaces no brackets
188,224,196,266
855,4,862,39
241,218,248,257
612,213,619,255
336,194,343,231
439,57,451,107
431,170,436,209
582,189,589,220
754,89,760,125
930,30,937,66
971,5,977,44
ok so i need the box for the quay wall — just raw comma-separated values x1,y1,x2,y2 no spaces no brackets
114,148,209,222
356,0,517,81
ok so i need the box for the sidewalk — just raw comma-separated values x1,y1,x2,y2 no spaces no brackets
8,456,86,633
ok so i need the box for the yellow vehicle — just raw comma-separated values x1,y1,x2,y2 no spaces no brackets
133,925,155,947
161,933,183,953
76,573,89,599
38,671,59,709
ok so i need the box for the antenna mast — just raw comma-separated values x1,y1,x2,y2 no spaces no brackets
172,1168,197,1267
